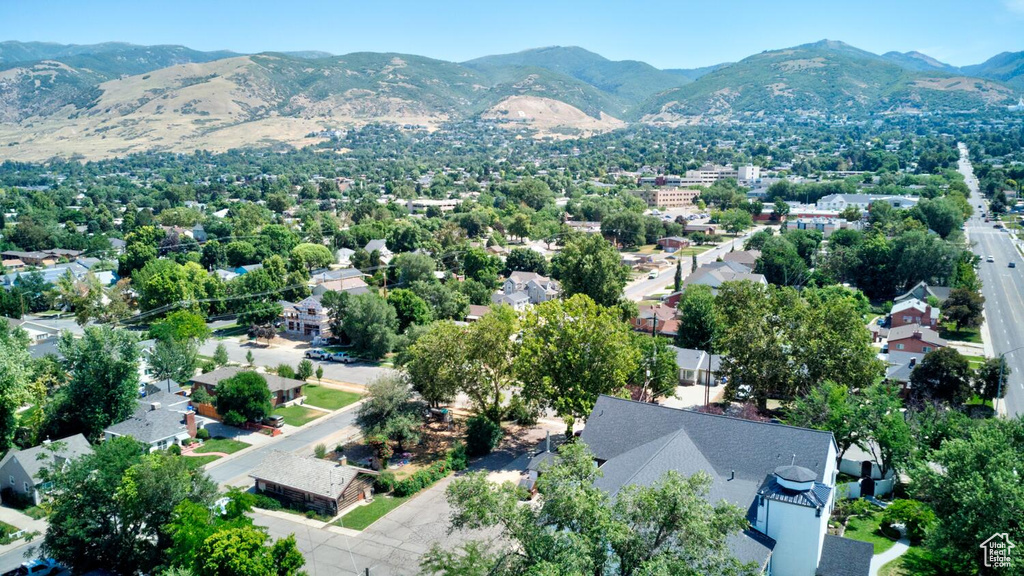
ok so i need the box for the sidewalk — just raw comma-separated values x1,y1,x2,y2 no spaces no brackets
869,538,910,576
0,506,47,558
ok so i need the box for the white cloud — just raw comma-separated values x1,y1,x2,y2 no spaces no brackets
1005,0,1024,14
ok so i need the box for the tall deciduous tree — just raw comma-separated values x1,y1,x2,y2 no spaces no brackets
910,347,974,409
44,326,140,440
785,381,862,463
503,247,547,276
860,383,912,479
674,284,719,352
342,292,399,359
942,287,985,331
0,322,30,451
214,371,273,426
517,294,638,436
551,234,629,307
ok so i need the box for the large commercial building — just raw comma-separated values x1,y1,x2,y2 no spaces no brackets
633,188,701,208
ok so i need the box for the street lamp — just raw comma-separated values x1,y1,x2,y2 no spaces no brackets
996,346,1024,414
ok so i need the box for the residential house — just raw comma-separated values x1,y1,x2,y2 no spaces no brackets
0,434,92,505
190,367,304,408
893,281,951,305
888,298,938,329
103,392,200,452
886,324,946,354
214,269,239,282
684,223,718,235
465,304,492,322
1,258,25,272
498,271,560,306
631,303,679,337
579,395,871,576
250,451,376,516
363,239,393,264
311,277,370,297
723,249,761,268
281,295,331,338
656,236,690,252
3,317,60,344
683,261,767,294
234,263,263,275
335,248,356,267
669,346,722,386
883,351,925,390
491,291,530,311
839,442,896,488
191,224,208,243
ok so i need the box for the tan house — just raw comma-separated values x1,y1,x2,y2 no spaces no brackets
250,451,376,516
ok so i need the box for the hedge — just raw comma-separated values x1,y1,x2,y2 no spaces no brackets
390,443,468,498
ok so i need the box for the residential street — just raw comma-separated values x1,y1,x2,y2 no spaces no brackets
959,143,1024,417
623,229,759,301
198,338,388,386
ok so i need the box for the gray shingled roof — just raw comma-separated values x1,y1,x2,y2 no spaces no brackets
105,409,188,444
887,324,946,346
0,434,92,482
250,451,366,499
190,366,305,394
816,535,873,576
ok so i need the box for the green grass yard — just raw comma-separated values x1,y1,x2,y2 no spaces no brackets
194,438,250,454
963,354,987,369
273,405,328,426
182,454,221,469
302,385,361,411
844,510,898,554
334,496,410,530
938,322,983,344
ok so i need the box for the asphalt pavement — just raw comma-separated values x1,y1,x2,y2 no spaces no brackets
623,230,757,301
959,143,1024,418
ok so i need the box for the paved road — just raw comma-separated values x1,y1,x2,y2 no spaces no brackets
198,338,387,385
623,230,759,301
959,143,1024,417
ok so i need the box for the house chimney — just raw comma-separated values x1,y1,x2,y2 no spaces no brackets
909,357,917,367
545,430,551,454
150,401,162,411
912,331,922,340
185,412,197,438
340,455,347,466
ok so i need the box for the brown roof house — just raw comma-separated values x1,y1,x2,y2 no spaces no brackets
191,367,304,409
0,434,92,506
886,324,946,355
251,451,377,516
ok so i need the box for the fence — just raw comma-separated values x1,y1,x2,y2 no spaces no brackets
837,477,895,500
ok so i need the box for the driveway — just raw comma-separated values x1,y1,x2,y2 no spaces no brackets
254,433,539,575
198,337,388,385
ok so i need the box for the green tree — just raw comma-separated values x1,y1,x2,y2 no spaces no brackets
356,374,423,459
461,247,502,288
342,292,399,359
393,252,437,285
627,333,678,401
910,347,974,409
194,527,305,576
975,356,1011,402
507,213,531,241
942,287,985,331
719,209,753,235
674,284,719,351
861,383,912,479
422,443,756,576
785,381,862,463
44,327,140,440
315,365,323,384
214,371,273,426
503,247,547,276
150,338,199,383
297,359,314,381
405,321,465,407
43,436,216,575
410,280,469,320
551,234,630,307
289,242,334,272
602,211,646,248
0,322,31,450
673,258,682,292
517,294,639,436
911,419,1024,574
214,343,230,367
772,198,791,221
756,236,808,286
151,310,211,343
387,288,432,331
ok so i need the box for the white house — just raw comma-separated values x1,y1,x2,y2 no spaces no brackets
281,295,331,338
498,271,560,306
579,395,872,576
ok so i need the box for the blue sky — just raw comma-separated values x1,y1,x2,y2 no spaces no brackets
2,0,1023,68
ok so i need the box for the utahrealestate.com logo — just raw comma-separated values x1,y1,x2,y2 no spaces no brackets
980,533,1016,569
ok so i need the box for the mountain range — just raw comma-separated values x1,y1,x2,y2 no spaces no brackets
0,39,1022,160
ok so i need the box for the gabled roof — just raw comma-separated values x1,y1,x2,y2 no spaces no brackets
250,451,369,499
190,366,305,393
104,409,188,444
0,434,92,483
723,249,761,267
506,271,548,285
887,324,946,346
890,298,929,315
893,281,951,303
364,239,388,253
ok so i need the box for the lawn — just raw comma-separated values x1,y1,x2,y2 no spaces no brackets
303,385,361,411
844,510,898,554
273,405,328,427
215,324,249,338
334,496,410,531
673,244,715,257
194,438,251,454
963,354,987,369
879,546,935,576
182,454,222,469
938,322,982,344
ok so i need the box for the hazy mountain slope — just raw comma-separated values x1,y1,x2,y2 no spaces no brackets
664,63,733,80
882,51,958,73
963,51,1024,89
0,41,237,72
464,46,689,106
636,40,1014,122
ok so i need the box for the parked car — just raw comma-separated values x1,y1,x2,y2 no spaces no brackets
330,352,355,364
263,415,285,428
987,255,995,262
1010,262,1017,268
648,270,660,279
304,348,331,360
18,559,60,576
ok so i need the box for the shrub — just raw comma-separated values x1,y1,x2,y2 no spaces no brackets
276,364,296,379
201,360,217,374
374,471,396,493
251,493,282,510
881,499,936,543
314,443,327,459
393,460,451,497
167,444,182,456
833,498,874,524
305,510,318,519
507,395,539,426
448,441,468,471
196,428,211,441
465,415,502,456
